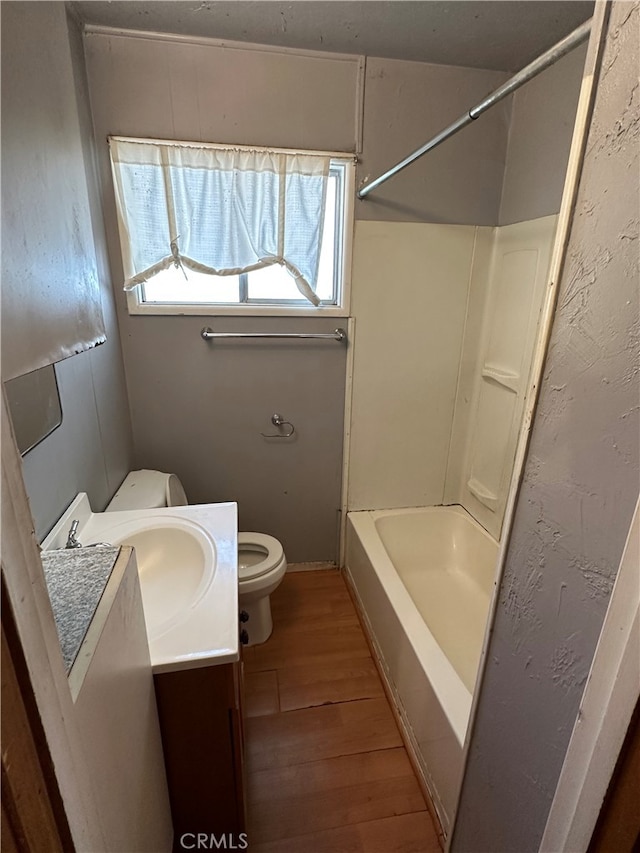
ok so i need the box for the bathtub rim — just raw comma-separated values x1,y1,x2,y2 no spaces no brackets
342,561,449,842
346,505,490,746
370,501,498,540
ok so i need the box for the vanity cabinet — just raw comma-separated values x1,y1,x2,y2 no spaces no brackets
154,660,246,849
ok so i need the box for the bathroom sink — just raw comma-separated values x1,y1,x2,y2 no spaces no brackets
41,494,239,673
85,516,217,641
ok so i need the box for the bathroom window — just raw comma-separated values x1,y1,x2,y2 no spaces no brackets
109,137,354,316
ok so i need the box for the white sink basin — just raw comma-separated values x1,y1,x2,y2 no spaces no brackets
85,515,216,641
42,494,239,673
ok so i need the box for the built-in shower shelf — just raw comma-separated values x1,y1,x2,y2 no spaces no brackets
467,478,499,511
481,364,520,393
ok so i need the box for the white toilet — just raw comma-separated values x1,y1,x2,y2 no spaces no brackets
106,469,287,645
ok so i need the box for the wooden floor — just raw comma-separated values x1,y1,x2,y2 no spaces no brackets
243,570,441,852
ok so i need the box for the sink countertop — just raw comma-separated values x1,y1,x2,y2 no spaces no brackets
82,502,240,675
42,494,240,675
41,547,121,672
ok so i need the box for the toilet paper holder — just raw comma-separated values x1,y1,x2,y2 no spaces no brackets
261,413,295,438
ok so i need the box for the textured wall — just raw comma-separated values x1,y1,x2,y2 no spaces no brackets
452,4,640,850
9,8,134,540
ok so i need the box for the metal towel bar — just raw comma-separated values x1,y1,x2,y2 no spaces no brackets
201,327,347,342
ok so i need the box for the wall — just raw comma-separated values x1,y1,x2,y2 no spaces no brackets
348,46,586,515
356,57,509,224
499,43,587,225
120,316,347,561
79,24,588,557
1,11,586,545
0,2,105,379
84,30,361,562
2,5,133,541
348,222,477,510
452,3,639,849
442,227,494,513
345,55,511,512
443,44,587,538
83,30,513,558
444,216,558,539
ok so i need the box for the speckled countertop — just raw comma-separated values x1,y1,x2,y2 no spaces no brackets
41,547,121,672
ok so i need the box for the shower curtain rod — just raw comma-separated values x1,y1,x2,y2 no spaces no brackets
357,18,592,200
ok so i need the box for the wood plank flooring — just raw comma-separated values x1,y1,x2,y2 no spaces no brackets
243,570,440,852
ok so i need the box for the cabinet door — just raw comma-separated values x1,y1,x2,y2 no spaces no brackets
154,662,245,847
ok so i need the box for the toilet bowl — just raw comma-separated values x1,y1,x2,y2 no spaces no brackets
107,470,287,645
237,532,287,644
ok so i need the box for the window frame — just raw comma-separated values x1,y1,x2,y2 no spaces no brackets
123,151,355,317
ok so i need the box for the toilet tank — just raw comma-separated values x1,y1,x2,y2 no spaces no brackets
106,470,188,511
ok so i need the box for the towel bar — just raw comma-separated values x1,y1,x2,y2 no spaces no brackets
201,327,347,342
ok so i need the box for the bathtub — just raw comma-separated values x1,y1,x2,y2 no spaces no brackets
344,504,498,836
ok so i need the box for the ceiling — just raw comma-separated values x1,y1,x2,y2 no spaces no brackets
71,1,594,72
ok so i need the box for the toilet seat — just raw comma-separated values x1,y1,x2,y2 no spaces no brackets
238,532,284,581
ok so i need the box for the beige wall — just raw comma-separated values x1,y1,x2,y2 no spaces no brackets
348,221,476,510
2,5,133,540
444,216,558,539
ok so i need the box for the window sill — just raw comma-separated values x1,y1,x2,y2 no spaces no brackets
125,301,350,318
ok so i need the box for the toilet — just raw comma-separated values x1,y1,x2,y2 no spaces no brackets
106,469,287,645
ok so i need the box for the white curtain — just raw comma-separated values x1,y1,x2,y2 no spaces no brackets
109,138,331,305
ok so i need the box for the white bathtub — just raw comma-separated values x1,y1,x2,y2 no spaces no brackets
345,505,498,835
